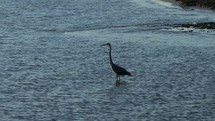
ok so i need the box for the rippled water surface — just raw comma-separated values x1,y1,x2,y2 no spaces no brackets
0,0,215,121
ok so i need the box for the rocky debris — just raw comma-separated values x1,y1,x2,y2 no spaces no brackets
176,0,215,9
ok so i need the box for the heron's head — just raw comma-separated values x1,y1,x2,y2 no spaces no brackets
101,43,111,47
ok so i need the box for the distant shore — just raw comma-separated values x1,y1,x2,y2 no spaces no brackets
162,0,215,9
162,0,215,29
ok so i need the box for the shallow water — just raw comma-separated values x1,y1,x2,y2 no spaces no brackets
0,0,215,121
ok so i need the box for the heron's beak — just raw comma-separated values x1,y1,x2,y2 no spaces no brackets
101,43,108,46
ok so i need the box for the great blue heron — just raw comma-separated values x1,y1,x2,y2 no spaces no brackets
101,43,132,83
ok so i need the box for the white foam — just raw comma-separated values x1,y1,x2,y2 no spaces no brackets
150,0,179,8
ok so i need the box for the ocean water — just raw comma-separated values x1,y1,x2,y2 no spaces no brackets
0,0,215,121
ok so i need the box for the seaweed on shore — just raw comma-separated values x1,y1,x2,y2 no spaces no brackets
174,22,215,29
176,0,215,9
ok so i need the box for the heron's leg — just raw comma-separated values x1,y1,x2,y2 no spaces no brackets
116,74,120,81
116,75,120,84
116,75,118,81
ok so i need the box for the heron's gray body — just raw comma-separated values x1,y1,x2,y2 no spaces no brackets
101,43,131,82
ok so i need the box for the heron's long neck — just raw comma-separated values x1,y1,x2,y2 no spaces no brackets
108,46,113,64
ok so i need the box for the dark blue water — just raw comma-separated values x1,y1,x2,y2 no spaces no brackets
0,0,215,120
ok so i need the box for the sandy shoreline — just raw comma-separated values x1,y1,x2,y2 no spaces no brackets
162,0,181,6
